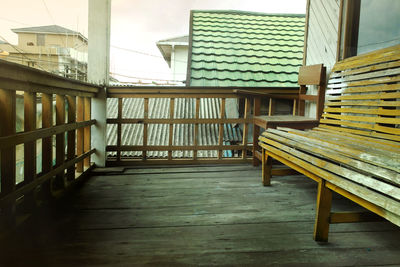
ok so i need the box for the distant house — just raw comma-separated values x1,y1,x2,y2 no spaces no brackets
156,35,189,82
0,25,88,81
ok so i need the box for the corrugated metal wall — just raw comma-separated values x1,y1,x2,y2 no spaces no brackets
304,0,340,118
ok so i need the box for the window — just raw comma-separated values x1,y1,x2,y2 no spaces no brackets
37,34,45,46
339,0,400,59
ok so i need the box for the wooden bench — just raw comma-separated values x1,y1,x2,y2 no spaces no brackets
258,44,400,242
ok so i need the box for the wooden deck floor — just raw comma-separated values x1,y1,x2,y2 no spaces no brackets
2,164,400,266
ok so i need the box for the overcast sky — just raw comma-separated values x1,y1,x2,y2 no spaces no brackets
0,0,306,82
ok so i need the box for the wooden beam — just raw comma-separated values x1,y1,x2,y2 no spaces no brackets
0,88,16,227
66,96,76,181
329,211,384,224
106,158,252,166
106,118,252,124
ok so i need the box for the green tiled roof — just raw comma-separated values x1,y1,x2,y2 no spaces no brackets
187,10,305,87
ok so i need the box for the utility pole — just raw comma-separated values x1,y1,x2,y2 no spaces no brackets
88,0,111,167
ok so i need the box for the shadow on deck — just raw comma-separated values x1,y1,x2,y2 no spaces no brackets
1,164,400,266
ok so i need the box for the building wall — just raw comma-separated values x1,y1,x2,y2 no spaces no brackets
304,0,341,117
171,45,188,82
17,33,87,51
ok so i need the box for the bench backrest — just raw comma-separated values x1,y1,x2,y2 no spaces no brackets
297,64,326,119
320,44,400,142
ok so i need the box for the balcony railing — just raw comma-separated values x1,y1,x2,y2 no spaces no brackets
0,60,99,226
0,59,298,226
105,86,298,165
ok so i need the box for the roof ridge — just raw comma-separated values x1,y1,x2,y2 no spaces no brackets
192,10,305,17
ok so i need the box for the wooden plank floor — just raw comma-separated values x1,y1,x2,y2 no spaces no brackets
1,164,400,266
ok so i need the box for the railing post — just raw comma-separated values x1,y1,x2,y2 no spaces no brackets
55,94,65,189
194,98,200,160
0,88,16,227
117,98,122,162
67,95,76,181
24,92,37,210
218,98,226,159
143,98,149,160
84,97,91,168
77,96,84,172
252,97,261,166
242,97,250,160
41,93,53,198
168,98,175,160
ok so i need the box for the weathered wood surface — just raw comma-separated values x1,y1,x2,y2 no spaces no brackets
1,165,400,266
259,44,400,241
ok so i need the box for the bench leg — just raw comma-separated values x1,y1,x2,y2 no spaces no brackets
314,180,332,242
262,148,272,186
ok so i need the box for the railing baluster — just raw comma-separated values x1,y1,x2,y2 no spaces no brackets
143,98,149,160
194,98,200,160
67,96,76,181
0,88,16,227
76,97,84,172
242,97,250,159
24,92,37,210
55,94,65,188
252,97,261,166
84,97,91,168
218,98,226,159
117,98,122,161
168,98,174,160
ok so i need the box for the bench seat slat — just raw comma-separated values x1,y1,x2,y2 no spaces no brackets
320,118,400,136
266,128,400,172
328,75,400,89
326,83,400,95
329,67,400,85
325,92,400,101
322,113,400,125
325,100,400,107
318,124,400,142
260,131,400,184
260,133,400,199
323,107,400,116
330,60,400,79
259,137,400,221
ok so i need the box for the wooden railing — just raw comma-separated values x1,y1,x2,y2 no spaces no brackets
0,60,99,227
106,86,298,165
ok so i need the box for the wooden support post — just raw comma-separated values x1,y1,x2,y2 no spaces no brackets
143,98,149,160
268,98,275,116
84,97,91,168
24,91,37,210
0,88,16,227
242,97,250,159
314,180,332,242
117,98,122,161
252,97,261,166
76,97,84,172
168,98,175,160
55,94,65,188
194,98,200,160
41,93,53,198
218,98,226,159
298,85,307,116
262,149,272,186
67,96,76,181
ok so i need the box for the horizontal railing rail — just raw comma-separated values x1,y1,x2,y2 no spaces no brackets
106,86,298,165
0,59,100,228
